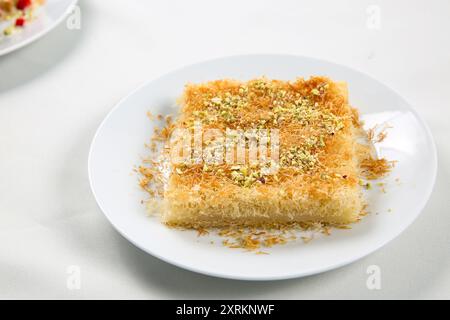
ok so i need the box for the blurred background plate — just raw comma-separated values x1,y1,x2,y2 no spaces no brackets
0,0,78,56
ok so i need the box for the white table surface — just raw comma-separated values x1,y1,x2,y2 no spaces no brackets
0,0,449,299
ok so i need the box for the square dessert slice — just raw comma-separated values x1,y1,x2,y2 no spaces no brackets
161,77,368,228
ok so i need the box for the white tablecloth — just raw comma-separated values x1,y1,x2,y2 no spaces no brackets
0,0,449,299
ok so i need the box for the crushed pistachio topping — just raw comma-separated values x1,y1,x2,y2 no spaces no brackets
280,146,319,170
202,91,248,123
229,165,266,187
178,78,352,187
185,79,345,131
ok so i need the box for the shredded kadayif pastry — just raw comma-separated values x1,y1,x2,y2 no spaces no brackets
137,77,393,251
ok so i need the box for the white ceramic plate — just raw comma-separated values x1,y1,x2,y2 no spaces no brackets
0,0,77,56
88,54,437,280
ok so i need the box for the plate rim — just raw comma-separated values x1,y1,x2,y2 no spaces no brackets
88,54,438,281
0,0,79,57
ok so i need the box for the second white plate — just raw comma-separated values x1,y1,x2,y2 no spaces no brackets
0,0,78,56
88,54,437,280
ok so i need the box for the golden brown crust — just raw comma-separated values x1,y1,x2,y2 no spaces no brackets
161,77,371,227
